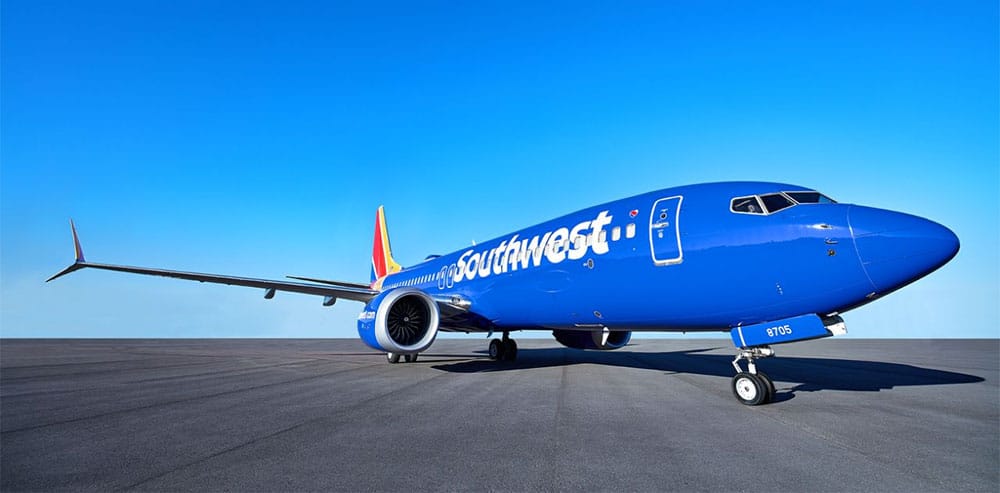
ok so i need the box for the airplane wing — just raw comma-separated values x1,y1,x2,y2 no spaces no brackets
284,275,373,290
46,221,378,303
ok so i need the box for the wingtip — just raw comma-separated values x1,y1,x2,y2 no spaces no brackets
48,220,87,282
46,262,85,283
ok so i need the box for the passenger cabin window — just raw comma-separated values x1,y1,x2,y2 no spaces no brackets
785,191,836,204
759,193,794,213
731,196,764,214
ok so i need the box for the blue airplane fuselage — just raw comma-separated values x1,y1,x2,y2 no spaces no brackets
370,182,958,334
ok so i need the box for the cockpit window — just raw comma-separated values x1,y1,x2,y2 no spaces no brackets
785,191,836,204
759,193,795,213
731,196,764,214
731,190,837,216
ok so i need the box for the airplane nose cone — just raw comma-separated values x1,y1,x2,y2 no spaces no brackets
849,206,960,295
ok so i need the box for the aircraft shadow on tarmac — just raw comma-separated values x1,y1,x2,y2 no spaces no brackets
429,347,985,402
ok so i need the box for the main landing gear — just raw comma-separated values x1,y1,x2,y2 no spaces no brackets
386,352,418,364
731,346,776,406
488,332,518,362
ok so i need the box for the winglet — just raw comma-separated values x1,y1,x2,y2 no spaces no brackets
70,219,85,263
46,220,88,282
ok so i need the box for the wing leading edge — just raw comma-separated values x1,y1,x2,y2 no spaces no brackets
47,221,378,303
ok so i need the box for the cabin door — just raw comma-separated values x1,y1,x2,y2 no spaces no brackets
649,196,683,266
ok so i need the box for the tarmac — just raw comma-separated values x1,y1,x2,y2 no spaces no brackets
1,338,997,492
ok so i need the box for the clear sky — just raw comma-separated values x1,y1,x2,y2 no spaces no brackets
2,1,997,339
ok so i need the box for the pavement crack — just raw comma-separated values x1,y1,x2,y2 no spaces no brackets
546,354,570,492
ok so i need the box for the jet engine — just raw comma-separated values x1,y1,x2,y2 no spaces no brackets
552,329,632,350
357,288,440,353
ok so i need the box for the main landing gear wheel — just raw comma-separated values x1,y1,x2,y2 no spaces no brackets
731,346,776,406
502,339,517,361
488,333,519,362
489,339,503,360
386,352,418,364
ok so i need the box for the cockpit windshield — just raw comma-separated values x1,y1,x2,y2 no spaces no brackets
785,191,836,204
730,190,837,215
731,196,763,214
759,193,795,213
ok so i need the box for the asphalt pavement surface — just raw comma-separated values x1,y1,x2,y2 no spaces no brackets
1,338,997,492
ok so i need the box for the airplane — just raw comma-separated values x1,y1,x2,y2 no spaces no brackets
48,181,960,405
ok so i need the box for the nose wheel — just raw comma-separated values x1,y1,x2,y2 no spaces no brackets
731,346,775,405
732,372,773,405
488,332,518,361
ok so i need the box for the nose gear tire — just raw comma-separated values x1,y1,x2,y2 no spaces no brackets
732,372,768,406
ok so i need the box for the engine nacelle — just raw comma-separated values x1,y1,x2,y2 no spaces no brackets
552,329,632,350
357,288,440,353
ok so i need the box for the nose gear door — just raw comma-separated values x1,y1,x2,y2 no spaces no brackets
649,196,683,265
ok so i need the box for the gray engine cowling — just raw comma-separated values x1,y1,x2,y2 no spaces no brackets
357,288,440,353
552,329,632,350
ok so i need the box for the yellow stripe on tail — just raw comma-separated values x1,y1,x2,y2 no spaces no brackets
371,206,402,285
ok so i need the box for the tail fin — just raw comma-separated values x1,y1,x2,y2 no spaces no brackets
371,206,402,283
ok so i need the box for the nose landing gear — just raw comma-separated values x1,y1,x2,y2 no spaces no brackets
731,346,775,405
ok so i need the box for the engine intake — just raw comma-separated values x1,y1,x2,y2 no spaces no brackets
358,288,439,353
552,329,631,350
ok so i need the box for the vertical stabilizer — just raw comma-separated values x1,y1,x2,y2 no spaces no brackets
371,206,402,284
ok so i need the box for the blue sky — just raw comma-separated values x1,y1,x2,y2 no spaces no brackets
2,1,997,339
